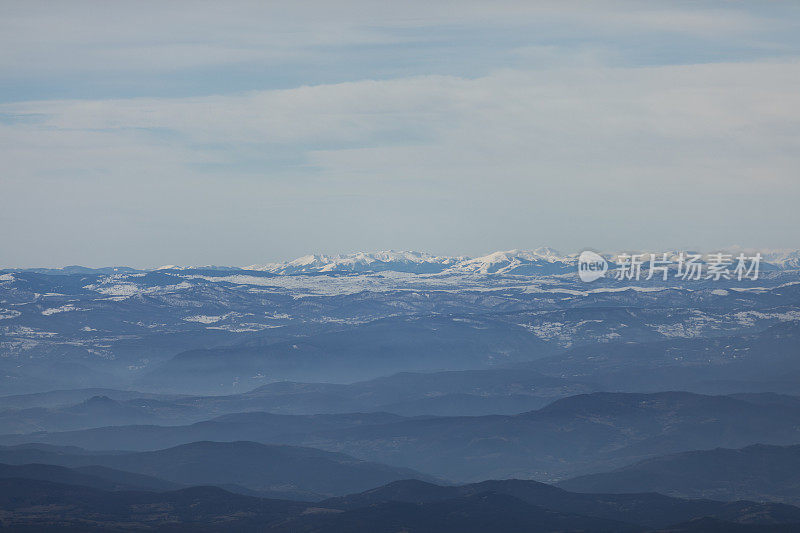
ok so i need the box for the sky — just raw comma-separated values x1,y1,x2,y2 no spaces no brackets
1,1,799,268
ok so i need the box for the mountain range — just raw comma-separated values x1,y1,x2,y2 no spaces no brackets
15,247,796,276
0,440,430,498
2,474,800,532
2,248,800,530
560,443,800,505
5,391,800,483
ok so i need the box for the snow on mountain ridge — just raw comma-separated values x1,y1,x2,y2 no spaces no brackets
245,247,800,276
10,248,797,276
759,249,800,270
246,250,465,274
246,249,575,275
450,248,575,275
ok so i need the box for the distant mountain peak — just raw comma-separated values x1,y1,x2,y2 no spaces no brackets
9,247,800,276
241,246,800,276
247,250,462,275
247,248,573,275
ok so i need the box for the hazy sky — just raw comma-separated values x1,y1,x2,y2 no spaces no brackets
2,1,799,267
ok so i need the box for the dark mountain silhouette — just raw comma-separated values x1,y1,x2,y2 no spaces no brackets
661,517,800,532
0,478,307,531
0,394,202,434
0,388,185,410
4,391,800,482
0,411,414,450
0,440,432,497
289,391,800,481
274,491,640,533
2,476,800,532
0,459,321,501
0,368,600,435
321,478,800,530
559,443,800,504
0,462,179,491
227,367,597,416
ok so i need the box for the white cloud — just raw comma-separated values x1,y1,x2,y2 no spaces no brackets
0,1,789,75
1,2,799,266
3,60,799,189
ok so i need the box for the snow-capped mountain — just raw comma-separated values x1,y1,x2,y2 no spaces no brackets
247,248,575,276
247,251,462,275
1,246,799,395
7,248,799,278
244,248,800,277
447,248,575,275
761,250,800,270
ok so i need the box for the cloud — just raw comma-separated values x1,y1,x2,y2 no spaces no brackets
0,1,791,76
3,60,799,187
1,2,799,266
